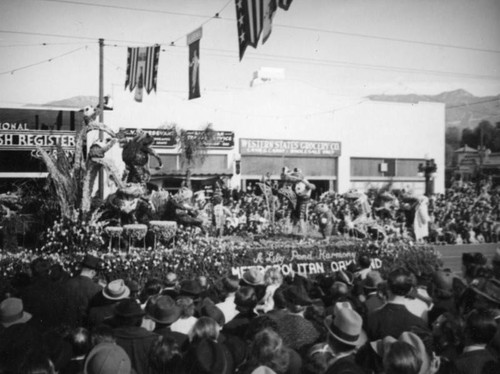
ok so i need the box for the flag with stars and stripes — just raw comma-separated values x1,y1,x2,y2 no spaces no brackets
235,0,264,60
125,45,160,95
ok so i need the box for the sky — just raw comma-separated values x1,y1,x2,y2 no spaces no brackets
0,0,499,106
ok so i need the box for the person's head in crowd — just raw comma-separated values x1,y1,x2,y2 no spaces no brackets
30,257,51,279
249,328,289,374
176,297,196,319
283,285,312,314
324,307,364,354
201,298,225,327
189,316,220,342
182,337,232,374
103,279,130,301
80,255,101,279
264,268,283,287
178,279,203,299
220,275,240,298
49,263,69,283
84,342,132,374
363,271,384,295
241,268,266,301
141,278,164,303
303,343,335,374
145,294,181,327
245,315,279,342
125,279,140,301
17,351,55,374
91,325,115,347
68,327,92,358
164,272,178,288
198,275,208,290
431,312,464,356
272,288,287,311
431,269,454,300
148,336,182,374
330,281,349,303
358,255,372,270
464,308,497,346
235,286,258,314
0,297,32,328
113,299,145,327
462,252,488,282
336,270,355,288
383,341,422,374
471,278,500,311
387,268,413,298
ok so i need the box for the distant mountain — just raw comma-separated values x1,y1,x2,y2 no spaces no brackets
368,89,500,130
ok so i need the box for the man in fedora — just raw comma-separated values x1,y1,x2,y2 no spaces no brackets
64,254,103,327
88,279,131,328
273,285,321,354
145,295,187,347
110,299,158,374
366,268,429,340
324,308,365,374
362,271,386,314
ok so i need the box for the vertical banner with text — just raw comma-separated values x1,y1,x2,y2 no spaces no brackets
187,27,202,100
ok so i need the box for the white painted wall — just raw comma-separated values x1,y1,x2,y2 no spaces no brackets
103,79,445,194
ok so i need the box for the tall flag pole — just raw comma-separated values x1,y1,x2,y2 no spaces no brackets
187,27,203,100
125,45,160,102
235,0,264,60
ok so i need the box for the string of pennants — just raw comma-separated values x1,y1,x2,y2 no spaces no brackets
124,0,293,102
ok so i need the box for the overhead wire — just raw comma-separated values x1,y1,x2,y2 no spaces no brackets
0,46,87,75
32,0,500,55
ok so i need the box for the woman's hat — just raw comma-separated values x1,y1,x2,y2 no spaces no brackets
0,298,32,328
241,268,264,286
363,271,384,290
324,308,363,346
185,338,231,374
103,280,130,301
145,295,181,324
201,298,226,326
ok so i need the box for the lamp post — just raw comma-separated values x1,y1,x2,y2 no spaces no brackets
418,158,437,197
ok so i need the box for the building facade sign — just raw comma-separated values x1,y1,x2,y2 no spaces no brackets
186,130,234,148
0,130,76,150
240,138,341,157
121,128,176,148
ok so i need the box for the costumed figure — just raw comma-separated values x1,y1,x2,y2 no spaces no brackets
279,167,316,235
101,183,153,226
0,191,22,252
163,187,204,229
373,190,400,220
314,203,338,238
121,130,163,185
413,195,430,242
343,189,386,240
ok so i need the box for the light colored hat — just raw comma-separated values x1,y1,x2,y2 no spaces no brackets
102,279,130,301
84,342,131,374
242,268,265,286
324,308,364,346
0,298,32,328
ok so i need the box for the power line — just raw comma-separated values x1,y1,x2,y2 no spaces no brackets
0,46,87,75
31,0,500,55
0,41,88,48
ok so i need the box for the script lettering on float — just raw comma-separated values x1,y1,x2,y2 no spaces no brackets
0,122,76,151
240,138,341,157
230,249,382,278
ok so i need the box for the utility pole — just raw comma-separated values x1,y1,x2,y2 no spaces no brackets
98,38,104,199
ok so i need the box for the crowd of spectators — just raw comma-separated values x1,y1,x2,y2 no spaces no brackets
195,178,500,245
1,249,500,374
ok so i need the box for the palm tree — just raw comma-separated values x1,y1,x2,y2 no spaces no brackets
175,123,217,190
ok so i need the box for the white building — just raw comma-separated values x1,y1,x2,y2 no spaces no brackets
102,72,445,196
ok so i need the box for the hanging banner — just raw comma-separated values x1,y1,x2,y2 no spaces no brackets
187,27,202,100
262,0,277,44
278,0,293,10
125,45,160,101
235,0,264,60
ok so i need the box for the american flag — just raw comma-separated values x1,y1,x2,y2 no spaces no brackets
125,45,160,94
235,0,264,60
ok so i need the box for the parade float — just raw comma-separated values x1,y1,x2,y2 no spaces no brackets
0,108,441,285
